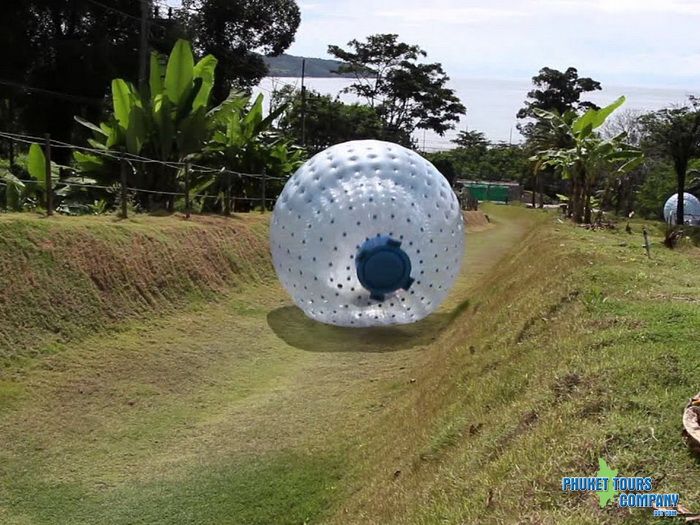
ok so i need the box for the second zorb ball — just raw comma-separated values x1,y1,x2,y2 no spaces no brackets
270,140,465,327
663,192,700,224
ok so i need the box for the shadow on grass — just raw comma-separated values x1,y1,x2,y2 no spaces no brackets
267,305,459,353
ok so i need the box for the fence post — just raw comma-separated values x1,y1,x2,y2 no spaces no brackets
184,161,191,219
261,168,266,213
224,172,231,215
642,226,651,258
43,134,53,216
119,149,128,219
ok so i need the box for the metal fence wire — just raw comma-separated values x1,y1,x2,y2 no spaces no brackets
0,130,289,217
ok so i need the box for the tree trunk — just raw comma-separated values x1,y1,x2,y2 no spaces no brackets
675,158,687,225
584,192,592,224
614,178,623,216
571,168,585,223
537,173,544,208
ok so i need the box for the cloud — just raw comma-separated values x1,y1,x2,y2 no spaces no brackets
543,0,700,15
298,2,321,10
374,6,527,24
287,0,700,88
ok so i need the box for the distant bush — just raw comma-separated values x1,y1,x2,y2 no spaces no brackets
635,161,676,219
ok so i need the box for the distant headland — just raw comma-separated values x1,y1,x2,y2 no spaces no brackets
262,53,354,78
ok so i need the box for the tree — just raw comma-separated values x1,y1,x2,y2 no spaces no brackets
0,0,165,146
276,88,391,154
639,98,700,225
601,109,647,215
328,34,466,144
517,68,601,209
517,67,601,122
452,130,488,152
425,152,458,186
0,0,299,143
533,97,644,224
603,109,645,146
182,0,300,102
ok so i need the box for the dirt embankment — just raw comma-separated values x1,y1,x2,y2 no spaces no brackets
463,210,492,230
0,214,272,362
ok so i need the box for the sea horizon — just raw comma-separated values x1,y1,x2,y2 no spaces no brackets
254,75,700,149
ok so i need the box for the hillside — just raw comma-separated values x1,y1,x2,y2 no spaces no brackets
0,213,272,364
0,207,698,524
262,53,354,78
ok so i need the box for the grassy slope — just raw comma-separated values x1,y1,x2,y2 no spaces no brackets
338,213,700,524
0,207,698,524
0,213,271,365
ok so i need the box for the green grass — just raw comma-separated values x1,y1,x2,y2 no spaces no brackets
0,206,698,524
339,211,700,524
4,452,343,525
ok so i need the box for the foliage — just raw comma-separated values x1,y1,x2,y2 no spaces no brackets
74,40,218,209
181,0,300,102
517,67,601,140
634,161,677,219
0,169,28,211
602,108,645,146
276,87,390,154
426,142,528,186
638,97,700,224
0,0,182,146
451,130,489,152
517,67,601,121
0,0,299,143
197,93,304,212
328,34,466,144
73,39,299,213
533,96,644,223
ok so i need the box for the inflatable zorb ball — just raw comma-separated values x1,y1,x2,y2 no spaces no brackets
663,193,700,224
270,140,465,327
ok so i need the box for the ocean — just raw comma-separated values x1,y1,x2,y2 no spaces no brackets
254,76,698,150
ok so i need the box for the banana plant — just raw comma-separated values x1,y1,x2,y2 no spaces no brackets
74,39,218,209
0,170,26,211
531,96,644,223
196,93,304,212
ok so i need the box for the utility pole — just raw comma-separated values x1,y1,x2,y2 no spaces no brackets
300,58,307,147
138,0,150,94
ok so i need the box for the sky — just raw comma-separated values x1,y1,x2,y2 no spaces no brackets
287,0,700,89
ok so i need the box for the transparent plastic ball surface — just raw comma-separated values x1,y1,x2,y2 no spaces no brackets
663,193,700,224
270,140,465,327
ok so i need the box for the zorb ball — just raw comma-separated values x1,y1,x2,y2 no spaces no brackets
270,140,465,327
663,193,700,224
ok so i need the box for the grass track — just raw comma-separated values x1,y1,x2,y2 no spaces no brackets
0,205,533,524
1,205,698,524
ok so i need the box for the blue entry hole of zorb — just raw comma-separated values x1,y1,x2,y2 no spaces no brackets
270,139,465,327
356,235,414,301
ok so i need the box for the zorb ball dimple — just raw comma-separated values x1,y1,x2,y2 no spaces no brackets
270,139,465,327
663,193,700,224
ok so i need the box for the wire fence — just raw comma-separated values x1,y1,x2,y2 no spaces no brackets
0,130,290,218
